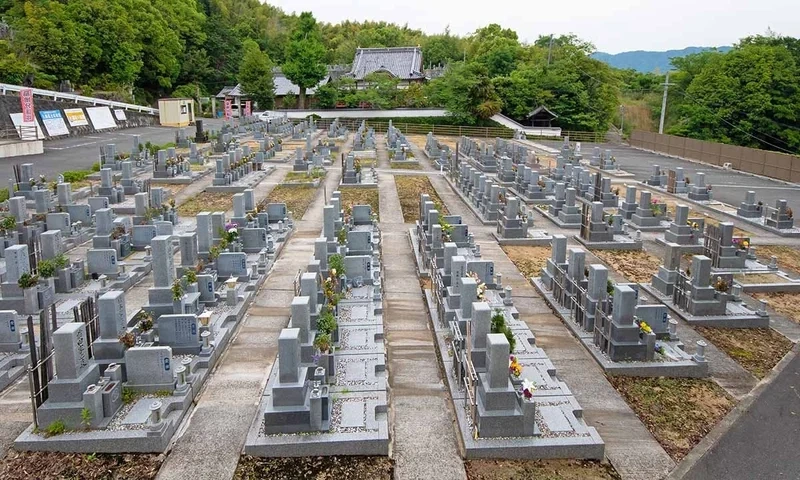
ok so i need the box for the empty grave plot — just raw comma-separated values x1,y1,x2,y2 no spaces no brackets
339,187,380,219
465,459,620,480
608,377,734,460
235,455,393,480
756,245,800,274
390,162,421,170
750,292,800,323
283,169,326,183
502,245,551,279
695,327,793,379
645,193,753,237
177,191,231,216
592,249,661,283
0,450,163,480
265,185,318,219
394,175,448,222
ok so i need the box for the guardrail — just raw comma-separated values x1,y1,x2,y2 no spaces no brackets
0,83,158,115
0,125,42,140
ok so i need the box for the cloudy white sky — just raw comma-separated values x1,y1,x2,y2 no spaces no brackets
270,0,799,53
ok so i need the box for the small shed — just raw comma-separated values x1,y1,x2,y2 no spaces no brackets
158,98,195,127
526,106,558,128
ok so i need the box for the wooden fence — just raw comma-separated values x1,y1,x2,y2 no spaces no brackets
630,130,800,183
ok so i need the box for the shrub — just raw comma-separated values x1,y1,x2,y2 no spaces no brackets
54,254,70,269
91,162,101,172
18,273,39,289
38,259,56,278
490,309,516,353
62,170,91,183
313,333,331,353
0,188,9,203
328,254,346,276
1,215,17,232
317,310,338,335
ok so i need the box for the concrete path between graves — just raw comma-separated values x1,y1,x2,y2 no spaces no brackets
156,166,342,480
378,172,467,480
420,168,676,480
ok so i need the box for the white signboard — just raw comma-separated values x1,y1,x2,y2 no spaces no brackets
114,109,127,121
64,108,89,127
39,110,70,137
9,113,44,140
86,106,117,130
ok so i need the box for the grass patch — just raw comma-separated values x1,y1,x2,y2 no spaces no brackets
339,187,380,219
284,168,326,183
265,185,317,219
695,327,793,379
608,377,734,460
177,192,231,217
466,459,619,480
235,455,393,480
755,245,800,275
592,250,661,283
390,162,421,170
751,292,800,324
502,245,551,279
0,450,163,479
394,175,448,223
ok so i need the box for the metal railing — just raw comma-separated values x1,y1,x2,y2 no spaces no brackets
0,125,42,140
0,83,158,115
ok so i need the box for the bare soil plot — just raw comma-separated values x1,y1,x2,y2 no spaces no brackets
695,327,793,379
502,245,551,279
339,187,380,219
592,250,662,283
751,292,800,324
0,450,164,480
608,377,734,460
235,455,393,480
265,185,318,219
394,175,448,223
390,162,421,170
284,169,326,183
755,245,800,274
177,192,231,216
733,273,785,284
466,459,619,480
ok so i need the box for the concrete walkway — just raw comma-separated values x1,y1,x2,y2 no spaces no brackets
377,169,466,479
156,164,343,480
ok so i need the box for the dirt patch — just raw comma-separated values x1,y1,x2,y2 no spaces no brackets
390,162,421,170
751,292,800,324
420,277,432,290
466,459,619,480
647,194,752,237
608,377,735,460
755,245,800,275
394,175,448,223
177,192,231,216
0,450,164,480
593,250,661,283
284,169,326,183
234,455,393,480
265,185,318,219
733,273,786,284
502,245,551,279
339,187,380,219
696,327,793,379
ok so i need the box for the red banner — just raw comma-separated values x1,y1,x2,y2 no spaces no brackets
20,89,34,123
224,99,232,120
244,101,251,117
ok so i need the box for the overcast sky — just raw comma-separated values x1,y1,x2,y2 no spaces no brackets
270,0,799,53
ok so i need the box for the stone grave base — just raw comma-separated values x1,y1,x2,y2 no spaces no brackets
491,231,553,247
462,155,497,173
150,168,211,186
0,351,30,393
640,283,770,328
711,258,779,275
408,227,431,278
205,166,275,193
734,215,800,238
623,218,671,232
423,290,605,459
532,206,581,230
506,187,556,206
390,159,420,168
654,237,705,254
244,391,389,457
443,176,499,226
573,234,643,251
733,272,800,293
582,162,635,178
338,180,378,189
532,278,708,378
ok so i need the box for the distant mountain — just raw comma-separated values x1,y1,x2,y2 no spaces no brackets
591,46,733,73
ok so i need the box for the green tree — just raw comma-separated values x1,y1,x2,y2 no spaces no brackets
283,12,327,109
238,39,274,109
422,29,464,67
427,62,502,124
315,81,338,109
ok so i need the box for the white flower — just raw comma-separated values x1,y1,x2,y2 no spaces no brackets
228,227,237,235
331,268,337,276
522,379,536,393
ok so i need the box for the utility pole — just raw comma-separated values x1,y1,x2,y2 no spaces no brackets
547,35,554,65
658,71,673,134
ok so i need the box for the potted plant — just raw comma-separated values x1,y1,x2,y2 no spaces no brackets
313,332,335,378
317,307,339,343
119,331,136,349
185,270,198,293
18,273,40,313
171,279,184,313
136,311,155,343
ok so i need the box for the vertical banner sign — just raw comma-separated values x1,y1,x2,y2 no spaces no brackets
244,101,251,117
20,89,34,123
224,99,232,120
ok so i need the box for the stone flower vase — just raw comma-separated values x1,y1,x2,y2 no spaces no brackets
173,297,184,314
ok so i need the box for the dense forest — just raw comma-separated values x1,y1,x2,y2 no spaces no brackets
0,0,798,152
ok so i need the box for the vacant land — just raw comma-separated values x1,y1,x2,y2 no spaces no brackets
0,450,164,480
390,161,421,170
751,292,800,324
235,455,393,480
339,187,380,219
265,185,318,219
696,327,793,379
466,459,620,480
394,175,448,223
177,192,231,216
502,245,551,279
593,250,662,283
756,245,800,274
608,377,734,460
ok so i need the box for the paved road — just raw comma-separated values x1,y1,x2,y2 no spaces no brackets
0,119,226,182
537,141,800,211
682,350,800,480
